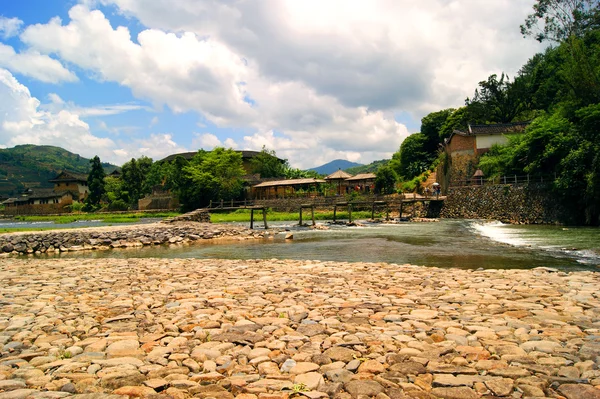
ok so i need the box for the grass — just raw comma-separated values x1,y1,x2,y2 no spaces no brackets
10,212,179,224
0,212,180,233
209,209,385,223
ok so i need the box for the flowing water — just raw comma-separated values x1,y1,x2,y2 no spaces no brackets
44,219,600,271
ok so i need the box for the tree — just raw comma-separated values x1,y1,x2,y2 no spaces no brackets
466,73,529,123
521,0,600,43
421,109,455,153
374,166,397,194
394,133,432,180
179,148,245,210
250,146,288,178
121,156,153,207
85,156,106,210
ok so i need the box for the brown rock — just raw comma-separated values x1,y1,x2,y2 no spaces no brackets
558,384,600,399
113,386,157,397
344,380,384,398
429,387,478,399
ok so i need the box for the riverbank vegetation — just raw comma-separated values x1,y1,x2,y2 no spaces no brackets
10,212,178,224
385,0,600,225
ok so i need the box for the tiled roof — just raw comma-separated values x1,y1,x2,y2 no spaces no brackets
325,170,353,180
346,173,376,181
253,178,326,188
48,171,88,183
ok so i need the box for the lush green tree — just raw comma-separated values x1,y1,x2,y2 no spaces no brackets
374,166,397,194
250,146,288,178
283,168,322,179
85,156,106,210
466,73,529,123
421,109,455,152
394,133,432,180
121,156,153,206
179,148,245,210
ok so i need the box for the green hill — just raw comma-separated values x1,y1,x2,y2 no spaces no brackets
0,145,117,198
345,159,389,175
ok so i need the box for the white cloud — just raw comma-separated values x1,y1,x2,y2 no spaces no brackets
0,68,187,165
0,43,77,83
0,16,22,39
15,1,546,167
192,133,223,150
0,68,114,159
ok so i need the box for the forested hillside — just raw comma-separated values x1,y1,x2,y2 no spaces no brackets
389,1,600,225
0,145,116,197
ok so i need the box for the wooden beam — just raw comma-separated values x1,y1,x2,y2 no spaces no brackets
263,208,268,229
311,205,315,226
250,208,254,229
299,207,303,225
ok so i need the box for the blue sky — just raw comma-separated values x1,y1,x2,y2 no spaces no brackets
0,0,543,168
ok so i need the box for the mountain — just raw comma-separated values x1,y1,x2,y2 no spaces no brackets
345,159,389,175
309,159,363,175
0,145,117,198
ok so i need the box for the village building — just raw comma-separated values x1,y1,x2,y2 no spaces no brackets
442,121,529,187
346,173,376,193
444,121,529,158
1,171,87,215
48,171,89,201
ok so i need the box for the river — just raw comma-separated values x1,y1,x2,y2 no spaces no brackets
39,219,600,271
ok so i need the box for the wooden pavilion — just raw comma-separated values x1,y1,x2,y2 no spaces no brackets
252,178,326,199
325,169,353,195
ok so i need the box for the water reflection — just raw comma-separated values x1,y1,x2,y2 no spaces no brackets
47,220,600,271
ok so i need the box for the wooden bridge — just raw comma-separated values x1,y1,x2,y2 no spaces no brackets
207,194,445,229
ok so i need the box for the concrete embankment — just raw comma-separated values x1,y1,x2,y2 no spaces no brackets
0,222,276,256
0,258,599,399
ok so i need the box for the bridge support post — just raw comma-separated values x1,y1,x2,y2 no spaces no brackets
371,202,375,220
348,204,353,223
333,205,337,222
311,205,315,226
299,207,303,226
250,208,254,229
399,201,403,219
386,206,390,221
263,208,268,229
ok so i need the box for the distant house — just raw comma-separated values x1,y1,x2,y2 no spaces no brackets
48,171,89,201
1,170,87,215
444,121,529,158
346,173,376,193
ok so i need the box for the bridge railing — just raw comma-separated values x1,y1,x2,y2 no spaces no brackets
449,174,554,187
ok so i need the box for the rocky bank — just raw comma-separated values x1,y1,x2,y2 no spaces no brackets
1,258,599,399
0,223,277,256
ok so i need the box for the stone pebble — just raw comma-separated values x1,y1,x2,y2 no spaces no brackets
0,257,599,399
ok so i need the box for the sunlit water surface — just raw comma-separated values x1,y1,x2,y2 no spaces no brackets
37,219,600,271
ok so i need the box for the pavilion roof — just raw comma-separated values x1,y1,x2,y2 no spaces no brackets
325,169,353,180
253,178,326,188
346,173,376,181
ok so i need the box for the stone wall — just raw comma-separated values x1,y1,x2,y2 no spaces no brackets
0,221,275,256
2,202,70,215
165,209,211,223
440,183,561,224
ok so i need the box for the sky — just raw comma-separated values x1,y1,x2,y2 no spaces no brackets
0,0,545,169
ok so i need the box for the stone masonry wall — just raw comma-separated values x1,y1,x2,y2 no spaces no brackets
440,184,562,224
